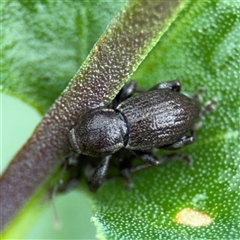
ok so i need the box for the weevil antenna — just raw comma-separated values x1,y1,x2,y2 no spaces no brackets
50,160,68,229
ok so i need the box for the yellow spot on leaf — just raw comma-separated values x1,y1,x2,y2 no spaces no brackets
175,208,212,227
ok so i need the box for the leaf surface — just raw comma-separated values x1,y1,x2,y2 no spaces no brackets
2,1,124,114
91,1,240,239
1,0,239,239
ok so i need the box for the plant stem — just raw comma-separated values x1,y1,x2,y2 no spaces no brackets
0,0,188,232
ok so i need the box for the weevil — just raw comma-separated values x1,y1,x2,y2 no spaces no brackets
68,80,201,192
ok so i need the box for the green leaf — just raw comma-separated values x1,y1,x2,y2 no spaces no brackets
90,1,240,239
2,1,124,114
1,0,239,239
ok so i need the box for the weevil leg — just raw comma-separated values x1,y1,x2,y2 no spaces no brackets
200,98,218,118
163,132,195,150
54,153,84,193
121,163,152,189
56,178,80,193
113,81,137,107
131,150,162,166
121,152,191,189
48,160,69,227
192,87,206,103
119,150,161,188
88,155,111,192
149,80,181,92
192,98,218,131
113,80,181,107
191,87,217,116
50,160,69,198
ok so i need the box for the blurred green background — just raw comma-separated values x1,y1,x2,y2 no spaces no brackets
1,93,97,239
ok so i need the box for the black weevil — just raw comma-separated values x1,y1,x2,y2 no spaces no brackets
68,80,201,192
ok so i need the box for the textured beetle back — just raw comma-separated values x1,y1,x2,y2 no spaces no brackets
117,90,200,151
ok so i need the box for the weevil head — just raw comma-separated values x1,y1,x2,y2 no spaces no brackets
68,108,124,157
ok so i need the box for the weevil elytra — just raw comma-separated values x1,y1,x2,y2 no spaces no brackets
68,80,201,192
